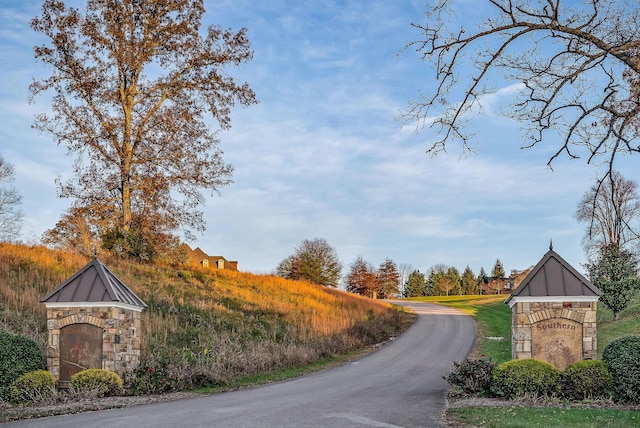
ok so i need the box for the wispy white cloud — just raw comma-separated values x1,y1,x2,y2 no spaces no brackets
0,0,624,278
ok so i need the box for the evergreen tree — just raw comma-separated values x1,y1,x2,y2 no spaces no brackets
376,258,400,299
586,244,640,321
404,270,427,297
428,264,460,296
427,264,447,296
489,259,506,294
461,266,478,295
477,267,487,295
491,259,506,279
447,266,462,296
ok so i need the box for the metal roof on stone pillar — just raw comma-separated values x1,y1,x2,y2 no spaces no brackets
505,242,602,308
40,256,147,311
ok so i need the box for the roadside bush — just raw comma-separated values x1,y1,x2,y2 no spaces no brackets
443,356,496,395
128,357,194,395
492,359,560,399
603,336,640,402
561,360,613,400
71,369,123,397
9,370,56,403
0,331,45,401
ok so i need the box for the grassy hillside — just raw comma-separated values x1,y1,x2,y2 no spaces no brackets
597,293,640,358
0,242,413,389
413,293,640,363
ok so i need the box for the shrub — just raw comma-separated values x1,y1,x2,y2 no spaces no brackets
9,370,56,403
443,356,497,395
561,360,613,400
70,369,123,397
128,357,194,395
0,331,46,401
492,359,560,399
603,336,640,403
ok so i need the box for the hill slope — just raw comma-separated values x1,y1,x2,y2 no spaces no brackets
0,243,412,390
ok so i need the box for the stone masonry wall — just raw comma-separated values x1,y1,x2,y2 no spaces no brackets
512,301,598,367
46,306,142,381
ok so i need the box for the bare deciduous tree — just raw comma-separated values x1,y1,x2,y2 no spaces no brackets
0,156,23,242
575,171,640,255
404,0,640,175
30,0,257,259
397,262,414,297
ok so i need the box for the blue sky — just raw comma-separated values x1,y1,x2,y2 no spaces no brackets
2,1,637,279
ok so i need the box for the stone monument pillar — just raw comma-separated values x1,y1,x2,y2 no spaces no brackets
505,244,602,370
40,256,147,383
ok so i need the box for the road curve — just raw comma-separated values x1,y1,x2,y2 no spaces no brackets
2,301,475,428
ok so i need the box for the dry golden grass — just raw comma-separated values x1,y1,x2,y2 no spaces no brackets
0,243,412,387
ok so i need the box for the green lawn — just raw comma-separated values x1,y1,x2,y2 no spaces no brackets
448,406,640,428
597,295,640,358
409,294,640,427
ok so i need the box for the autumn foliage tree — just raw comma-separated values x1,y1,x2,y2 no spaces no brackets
30,0,257,260
345,256,378,297
41,206,99,257
405,1,640,177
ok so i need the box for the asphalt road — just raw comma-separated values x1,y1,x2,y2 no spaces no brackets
2,301,475,428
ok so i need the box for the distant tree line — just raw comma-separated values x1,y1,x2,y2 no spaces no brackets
402,260,517,298
276,169,640,317
275,238,517,299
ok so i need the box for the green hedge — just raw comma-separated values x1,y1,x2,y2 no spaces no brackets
603,336,640,402
0,331,45,401
561,360,613,400
492,359,560,399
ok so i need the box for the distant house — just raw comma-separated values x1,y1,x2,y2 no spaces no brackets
482,268,532,294
182,244,238,271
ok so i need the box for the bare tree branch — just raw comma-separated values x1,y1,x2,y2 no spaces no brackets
403,0,640,173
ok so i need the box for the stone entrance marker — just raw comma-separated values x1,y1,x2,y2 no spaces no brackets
505,244,602,370
40,256,147,383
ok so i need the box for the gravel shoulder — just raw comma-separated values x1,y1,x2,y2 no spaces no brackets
0,392,201,423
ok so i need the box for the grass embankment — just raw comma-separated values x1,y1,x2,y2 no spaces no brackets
414,294,640,427
0,242,414,392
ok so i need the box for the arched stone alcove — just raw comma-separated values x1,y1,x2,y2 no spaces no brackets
40,257,147,383
505,245,602,370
